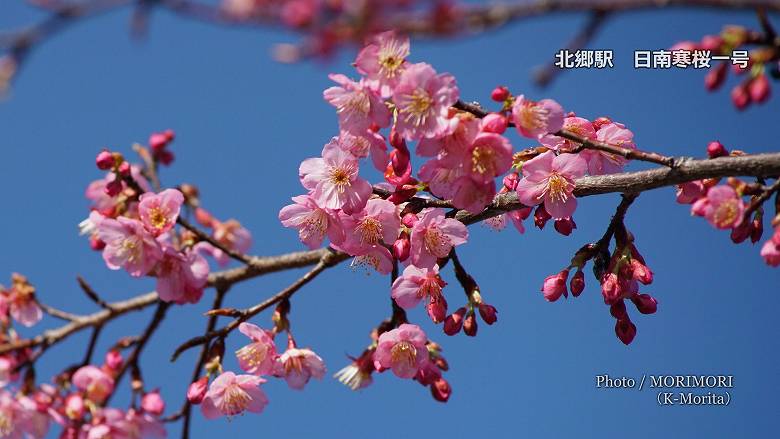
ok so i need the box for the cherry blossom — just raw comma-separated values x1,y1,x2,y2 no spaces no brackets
279,194,345,249
235,323,278,376
693,185,745,229
138,189,184,236
409,208,469,268
155,246,209,305
201,372,268,419
392,63,459,140
299,140,373,214
391,264,447,315
72,365,115,404
337,198,400,254
373,324,429,379
323,74,390,135
354,31,410,97
582,122,637,175
515,151,587,220
274,347,326,390
97,217,162,277
511,95,564,139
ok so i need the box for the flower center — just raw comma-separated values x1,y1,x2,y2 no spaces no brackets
148,207,168,230
418,276,443,300
713,199,739,227
520,102,549,130
390,341,417,370
400,89,432,127
545,172,570,203
471,145,497,176
424,226,451,258
351,254,381,272
283,354,304,375
120,237,140,262
328,166,353,193
300,209,328,241
220,383,252,417
356,217,383,245
377,42,406,77
340,90,370,115
236,342,269,369
87,380,111,402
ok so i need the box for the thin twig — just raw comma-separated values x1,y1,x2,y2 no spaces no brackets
77,276,114,310
177,216,255,266
82,325,103,366
744,178,780,220
38,303,81,321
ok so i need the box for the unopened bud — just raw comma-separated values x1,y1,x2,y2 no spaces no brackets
480,113,507,134
105,350,123,371
706,141,728,159
730,83,750,110
570,269,585,297
402,213,419,228
553,217,576,236
477,303,497,325
750,217,763,243
615,318,637,345
704,62,728,91
490,86,510,102
187,376,209,405
748,74,771,104
630,293,658,314
462,311,478,337
443,307,466,336
104,179,123,197
427,295,448,324
393,238,410,262
534,205,551,229
95,150,115,170
430,377,451,402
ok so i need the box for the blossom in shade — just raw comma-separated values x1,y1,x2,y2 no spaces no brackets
418,154,466,201
760,228,780,267
155,245,209,305
391,264,447,310
676,181,706,204
299,140,372,215
187,377,209,405
209,219,253,266
337,198,400,254
511,95,564,138
416,112,479,158
450,176,497,214
392,63,459,140
323,74,390,135
696,185,745,229
582,122,637,175
542,269,569,302
235,323,278,376
97,217,162,277
138,189,184,236
338,130,388,172
349,245,394,275
72,365,115,404
373,324,429,379
354,31,410,97
539,116,595,152
409,208,469,268
462,133,514,185
515,151,587,219
279,194,345,249
201,372,268,419
275,348,326,390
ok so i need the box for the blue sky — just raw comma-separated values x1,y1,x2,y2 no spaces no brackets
1,3,778,438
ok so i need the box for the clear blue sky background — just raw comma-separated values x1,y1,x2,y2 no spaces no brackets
1,3,778,438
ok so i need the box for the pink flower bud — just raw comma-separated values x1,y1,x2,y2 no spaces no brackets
630,293,658,314
477,303,497,325
706,141,728,159
704,62,728,91
157,150,175,166
730,219,752,243
427,294,448,324
534,205,551,229
541,269,569,302
149,130,174,152
186,376,208,405
104,179,123,197
630,259,653,285
64,394,85,420
393,238,410,262
95,150,115,170
402,213,418,228
443,307,466,335
731,83,750,110
600,272,622,305
502,173,518,191
462,312,478,337
553,217,576,236
490,86,510,102
592,117,612,131
89,236,106,251
609,300,628,320
194,208,214,228
141,390,165,416
699,35,723,51
615,318,637,345
430,377,451,402
751,217,763,243
748,74,770,104
104,350,123,370
480,113,507,134
117,161,131,177
570,269,585,297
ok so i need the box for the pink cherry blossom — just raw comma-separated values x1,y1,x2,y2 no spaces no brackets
338,130,388,172
515,151,587,219
373,324,429,379
299,140,373,215
201,372,268,419
483,209,529,234
418,154,466,201
72,365,115,404
274,348,326,390
354,31,410,97
0,391,26,439
700,185,745,229
138,189,183,236
391,264,447,310
85,166,151,216
97,217,162,277
409,208,469,268
511,95,564,138
140,390,165,417
4,275,42,328
349,245,394,275
279,194,345,249
461,133,514,185
582,122,637,175
323,74,390,135
155,245,209,305
542,269,569,302
235,323,278,376
392,62,459,140
16,395,48,439
112,408,166,438
450,176,496,214
202,219,253,267
416,112,479,158
337,198,400,254
676,180,706,204
539,116,595,152
760,230,780,266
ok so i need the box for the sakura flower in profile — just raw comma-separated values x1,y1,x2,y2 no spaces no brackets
235,323,278,376
416,112,479,158
349,245,394,275
338,130,388,172
299,140,372,214
279,194,345,249
582,122,637,175
373,324,429,379
700,185,745,229
324,74,390,135
140,391,165,417
201,372,268,419
515,151,587,219
334,349,375,391
210,219,253,264
482,209,529,234
450,176,496,214
760,230,780,266
138,189,184,236
155,246,209,305
539,116,595,152
511,95,564,138
337,198,400,254
409,208,468,268
676,180,706,204
355,31,410,97
72,365,115,404
542,269,569,302
275,347,326,390
5,274,42,327
392,62,459,140
97,217,162,277
391,265,447,320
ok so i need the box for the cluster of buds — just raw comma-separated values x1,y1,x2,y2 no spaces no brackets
95,149,132,197
443,273,498,337
148,129,175,166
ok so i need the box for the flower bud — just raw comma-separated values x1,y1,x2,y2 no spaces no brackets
462,311,478,337
699,35,723,51
600,272,622,305
706,141,728,159
750,217,763,243
502,173,518,191
157,150,175,166
95,150,115,170
570,269,585,297
104,179,123,197
609,300,628,320
477,303,497,325
730,219,752,243
149,129,175,152
393,237,410,262
89,236,106,251
402,213,418,228
704,62,728,91
141,390,165,416
443,307,466,335
194,208,214,228
592,117,612,131
730,83,750,110
541,269,569,302
630,293,658,314
104,350,123,371
427,295,448,324
117,161,131,177
629,259,653,285
615,318,637,345
430,377,451,402
490,86,510,102
534,205,551,229
748,73,771,104
553,217,576,236
187,376,209,404
64,393,85,420
480,113,507,134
